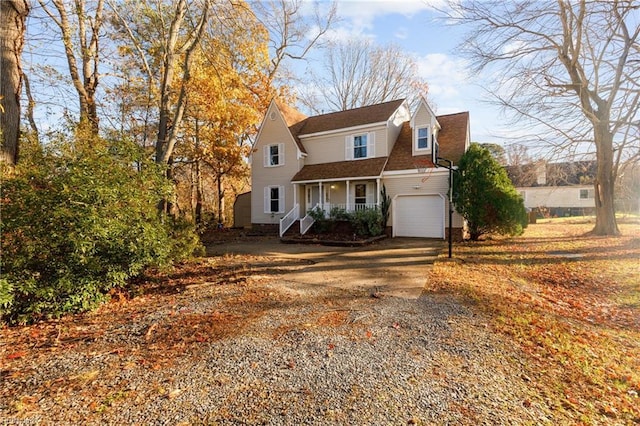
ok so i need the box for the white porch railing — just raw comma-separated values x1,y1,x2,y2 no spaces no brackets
300,203,319,235
324,203,379,215
279,203,300,237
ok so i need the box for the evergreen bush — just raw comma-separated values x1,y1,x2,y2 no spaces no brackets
453,143,528,240
0,135,201,324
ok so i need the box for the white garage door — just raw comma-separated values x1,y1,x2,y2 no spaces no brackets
394,195,444,238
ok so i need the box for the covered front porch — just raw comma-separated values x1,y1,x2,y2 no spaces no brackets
279,158,388,236
280,178,382,236
299,178,382,215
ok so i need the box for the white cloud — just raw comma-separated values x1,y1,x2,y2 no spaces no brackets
394,26,409,40
415,53,470,100
322,0,442,42
320,26,375,44
336,0,443,21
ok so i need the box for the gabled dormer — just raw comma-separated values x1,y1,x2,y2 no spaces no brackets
410,98,441,157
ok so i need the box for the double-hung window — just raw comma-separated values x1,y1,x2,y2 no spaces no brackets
264,185,284,213
346,133,374,160
264,143,284,167
416,127,429,150
354,134,367,159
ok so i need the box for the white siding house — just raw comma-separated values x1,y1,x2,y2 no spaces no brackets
250,98,470,238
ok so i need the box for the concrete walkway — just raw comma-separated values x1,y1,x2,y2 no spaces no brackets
206,237,444,299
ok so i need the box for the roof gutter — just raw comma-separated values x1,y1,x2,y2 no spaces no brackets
298,122,387,139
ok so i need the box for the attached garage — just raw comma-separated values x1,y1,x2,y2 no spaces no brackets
392,194,445,238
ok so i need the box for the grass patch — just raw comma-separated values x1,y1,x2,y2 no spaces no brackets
428,222,640,424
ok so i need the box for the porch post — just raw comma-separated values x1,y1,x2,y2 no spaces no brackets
293,183,298,216
376,178,381,207
319,181,323,210
346,180,350,211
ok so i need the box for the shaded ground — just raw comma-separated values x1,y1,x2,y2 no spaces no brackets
206,236,443,298
4,221,636,424
428,220,640,424
0,240,552,425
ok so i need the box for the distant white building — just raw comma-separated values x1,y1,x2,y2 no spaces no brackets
506,161,596,217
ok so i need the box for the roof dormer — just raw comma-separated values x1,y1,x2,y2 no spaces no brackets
410,98,440,157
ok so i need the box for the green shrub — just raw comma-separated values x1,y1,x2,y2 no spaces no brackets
0,135,201,324
350,208,383,237
380,185,391,230
453,143,528,240
307,206,330,233
329,206,350,220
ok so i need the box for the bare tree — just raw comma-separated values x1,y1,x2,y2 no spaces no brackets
448,0,640,235
38,0,104,134
1,0,29,166
107,0,212,166
300,39,429,113
250,0,337,85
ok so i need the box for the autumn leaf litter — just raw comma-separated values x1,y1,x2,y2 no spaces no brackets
0,251,554,425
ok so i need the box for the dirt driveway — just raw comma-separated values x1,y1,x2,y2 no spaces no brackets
206,237,444,299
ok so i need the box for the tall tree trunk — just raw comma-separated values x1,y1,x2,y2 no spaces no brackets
195,159,203,225
216,174,224,225
592,123,619,235
0,0,29,166
38,0,103,135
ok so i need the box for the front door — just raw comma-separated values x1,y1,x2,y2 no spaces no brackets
306,185,320,212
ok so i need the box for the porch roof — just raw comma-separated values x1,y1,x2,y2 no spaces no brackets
291,157,388,182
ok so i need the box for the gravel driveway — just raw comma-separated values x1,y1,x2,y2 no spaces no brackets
1,239,553,425
207,237,444,298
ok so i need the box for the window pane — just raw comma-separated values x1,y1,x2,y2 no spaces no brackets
418,127,428,149
270,187,279,212
269,145,279,165
355,184,366,204
354,135,367,158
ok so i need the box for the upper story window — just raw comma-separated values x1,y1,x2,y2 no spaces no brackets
354,135,367,158
416,126,429,150
345,133,375,160
263,143,284,167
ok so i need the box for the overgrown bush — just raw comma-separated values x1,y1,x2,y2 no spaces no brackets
350,208,383,237
0,135,201,324
453,143,528,240
329,206,350,220
307,206,330,233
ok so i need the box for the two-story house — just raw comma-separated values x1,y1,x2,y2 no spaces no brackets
249,98,470,239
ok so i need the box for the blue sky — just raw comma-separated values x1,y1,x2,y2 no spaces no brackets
25,0,501,145
298,0,503,144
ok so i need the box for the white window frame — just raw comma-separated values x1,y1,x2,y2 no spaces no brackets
579,188,594,199
263,143,284,167
416,126,429,151
264,185,285,213
345,132,375,160
352,182,376,206
355,183,367,205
